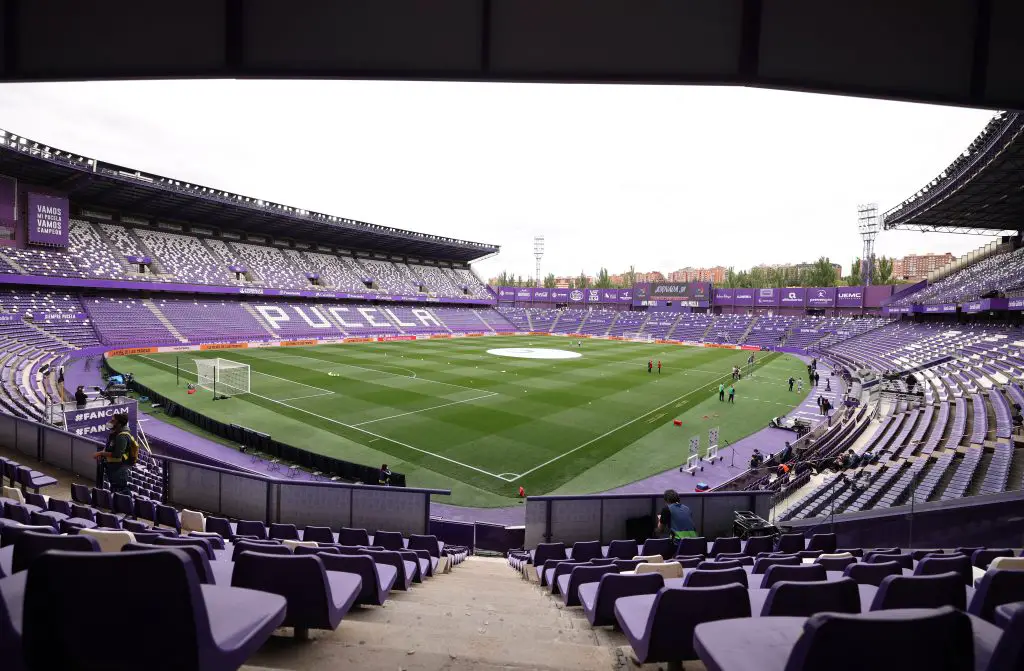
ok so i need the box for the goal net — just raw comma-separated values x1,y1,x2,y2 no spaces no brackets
195,358,250,397
624,332,654,343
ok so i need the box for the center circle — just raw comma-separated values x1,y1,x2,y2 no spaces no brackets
487,347,582,360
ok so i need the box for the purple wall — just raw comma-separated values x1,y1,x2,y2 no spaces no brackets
864,284,893,308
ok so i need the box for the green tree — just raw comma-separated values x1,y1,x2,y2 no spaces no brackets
577,271,589,289
495,270,511,286
845,258,862,286
621,265,637,289
805,256,838,287
516,275,524,287
872,255,894,285
543,273,556,288
595,267,611,288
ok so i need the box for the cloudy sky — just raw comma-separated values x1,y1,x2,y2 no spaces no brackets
0,80,997,281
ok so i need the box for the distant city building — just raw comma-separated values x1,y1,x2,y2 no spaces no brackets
893,252,955,281
669,266,727,284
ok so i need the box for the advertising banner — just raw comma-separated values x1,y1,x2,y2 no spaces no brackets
568,289,586,304
636,282,710,302
835,287,864,308
713,288,735,305
32,312,87,321
961,298,1009,313
864,284,894,308
515,287,533,301
916,303,958,314
125,256,152,264
600,289,619,303
229,265,248,273
806,287,837,307
884,305,912,315
734,289,754,306
532,288,551,302
756,288,779,306
618,289,633,303
585,288,601,304
27,193,70,247
550,288,570,302
1008,297,1024,311
63,399,139,441
779,287,806,307
0,313,21,324
497,286,516,301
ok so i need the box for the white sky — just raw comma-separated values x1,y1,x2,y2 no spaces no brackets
0,80,998,281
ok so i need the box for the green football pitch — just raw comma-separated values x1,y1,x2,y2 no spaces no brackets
122,337,807,508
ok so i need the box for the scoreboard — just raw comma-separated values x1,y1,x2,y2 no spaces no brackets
634,282,711,303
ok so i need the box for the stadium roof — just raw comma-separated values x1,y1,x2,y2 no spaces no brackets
882,112,1024,235
0,2,1021,110
0,130,499,262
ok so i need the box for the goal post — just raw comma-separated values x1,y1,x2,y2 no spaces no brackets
624,332,654,343
195,358,250,398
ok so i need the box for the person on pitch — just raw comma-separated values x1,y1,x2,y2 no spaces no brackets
657,360,662,374
728,384,735,403
648,360,653,374
718,382,725,402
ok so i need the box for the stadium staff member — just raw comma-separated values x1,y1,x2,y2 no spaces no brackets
379,463,392,486
74,385,88,409
92,413,133,496
656,489,697,541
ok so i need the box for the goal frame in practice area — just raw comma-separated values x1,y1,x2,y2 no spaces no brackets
194,358,251,398
623,332,654,343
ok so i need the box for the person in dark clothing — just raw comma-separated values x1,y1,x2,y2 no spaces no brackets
814,371,820,387
656,489,697,540
750,449,764,469
825,377,832,392
648,360,653,374
788,377,795,392
718,383,725,402
657,360,662,375
93,413,133,495
779,442,793,464
378,464,392,486
74,385,88,409
728,384,735,403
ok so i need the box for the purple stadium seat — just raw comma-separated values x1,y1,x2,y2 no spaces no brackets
547,560,587,595
968,569,1024,624
776,533,805,554
806,533,837,553
641,537,675,560
615,584,751,664
0,525,54,548
742,535,774,556
558,565,619,607
683,568,749,589
151,535,216,560
709,537,741,557
231,540,291,562
268,523,300,541
697,559,743,571
235,520,267,539
972,548,1015,570
11,531,99,574
760,577,861,617
338,527,370,546
752,555,800,574
842,560,903,586
914,554,973,585
302,526,336,544
870,572,967,611
580,572,663,627
374,530,405,552
868,552,913,570
22,549,286,669
231,552,361,639
408,534,441,558
676,536,707,558
317,552,396,606
204,516,234,540
759,563,828,589
569,540,602,563
606,539,639,560
296,545,339,556
815,554,857,572
122,542,215,585
359,549,415,591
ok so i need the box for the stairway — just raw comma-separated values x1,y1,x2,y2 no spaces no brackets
241,303,281,338
698,316,717,342
25,320,75,350
549,311,563,333
737,314,760,345
142,299,188,343
0,250,25,274
526,309,536,331
473,310,496,333
246,557,619,670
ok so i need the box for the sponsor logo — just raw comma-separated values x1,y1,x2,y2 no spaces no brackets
104,347,158,357
344,337,373,343
838,292,861,299
569,290,583,301
199,342,249,351
281,340,318,347
429,334,452,339
759,289,773,297
239,287,264,295
817,290,826,297
466,333,484,337
163,345,195,352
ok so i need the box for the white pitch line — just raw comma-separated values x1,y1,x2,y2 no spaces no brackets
277,391,337,402
252,351,482,394
514,359,771,480
138,355,509,481
353,392,499,426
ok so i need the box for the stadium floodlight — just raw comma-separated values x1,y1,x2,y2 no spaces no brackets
195,358,250,399
533,236,545,287
857,203,880,285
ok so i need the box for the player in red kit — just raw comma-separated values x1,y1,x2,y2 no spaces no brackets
657,360,662,374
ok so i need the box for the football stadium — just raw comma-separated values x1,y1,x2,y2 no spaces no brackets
1,5,1024,671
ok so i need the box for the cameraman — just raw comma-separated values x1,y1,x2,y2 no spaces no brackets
74,385,88,409
93,413,132,495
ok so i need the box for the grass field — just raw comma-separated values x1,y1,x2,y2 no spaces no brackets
122,336,807,507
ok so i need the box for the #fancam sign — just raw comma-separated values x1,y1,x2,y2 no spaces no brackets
27,193,70,247
63,400,138,440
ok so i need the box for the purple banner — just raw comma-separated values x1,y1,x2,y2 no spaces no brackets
125,255,151,264
779,287,806,307
884,305,912,315
229,265,248,273
515,287,533,301
33,312,87,321
568,289,585,304
0,176,16,221
585,288,601,304
806,287,837,307
734,289,754,306
0,273,495,305
864,284,894,308
27,193,69,247
305,272,321,281
756,288,779,306
835,287,864,308
1009,298,1024,311
550,288,570,302
600,289,619,303
713,288,735,305
532,288,551,301
618,289,633,303
0,313,21,324
497,286,516,301
915,303,958,314
63,399,138,441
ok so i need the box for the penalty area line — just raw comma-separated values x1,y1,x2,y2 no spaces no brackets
138,355,509,482
352,392,500,427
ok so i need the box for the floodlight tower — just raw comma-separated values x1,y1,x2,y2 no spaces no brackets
858,203,880,286
533,235,545,287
